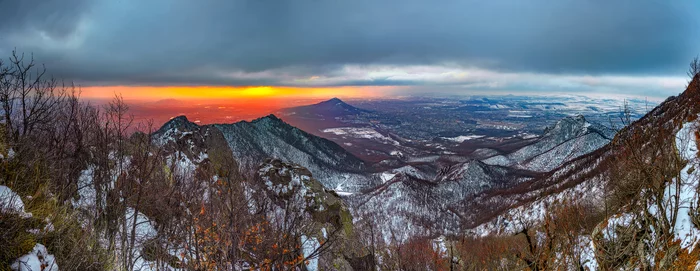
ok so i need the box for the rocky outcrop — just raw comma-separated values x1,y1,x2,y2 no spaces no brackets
257,159,374,270
152,114,372,192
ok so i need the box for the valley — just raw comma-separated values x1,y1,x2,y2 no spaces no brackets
0,1,696,268
1,71,697,270
278,96,649,164
149,94,652,243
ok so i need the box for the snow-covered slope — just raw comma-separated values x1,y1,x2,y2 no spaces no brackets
483,115,614,172
436,160,513,192
153,115,374,192
471,75,700,239
349,159,534,240
215,115,372,191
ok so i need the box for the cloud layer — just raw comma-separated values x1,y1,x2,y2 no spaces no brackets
0,0,698,97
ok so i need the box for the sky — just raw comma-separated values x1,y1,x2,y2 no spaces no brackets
1,0,699,106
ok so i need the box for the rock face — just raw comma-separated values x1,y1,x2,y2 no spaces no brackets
257,159,373,271
152,115,239,178
483,115,614,172
151,116,375,270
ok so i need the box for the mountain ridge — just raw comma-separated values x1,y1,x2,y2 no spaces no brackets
482,114,614,172
153,112,374,192
469,74,700,235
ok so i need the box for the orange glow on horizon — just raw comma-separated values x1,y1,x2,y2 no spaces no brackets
80,85,390,101
78,85,395,127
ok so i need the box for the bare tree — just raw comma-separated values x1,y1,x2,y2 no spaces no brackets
688,55,700,81
0,50,68,142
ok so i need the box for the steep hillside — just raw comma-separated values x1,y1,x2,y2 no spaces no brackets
483,115,614,172
472,77,700,232
461,76,700,268
349,159,537,241
344,116,609,240
154,114,375,192
255,159,374,270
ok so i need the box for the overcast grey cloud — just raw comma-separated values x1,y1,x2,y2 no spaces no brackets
0,0,698,96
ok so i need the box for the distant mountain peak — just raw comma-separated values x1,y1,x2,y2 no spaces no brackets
280,97,369,119
543,115,591,136
262,114,282,121
317,97,351,107
326,97,344,103
541,114,615,140
252,114,286,125
170,115,191,123
560,114,586,124
155,115,198,134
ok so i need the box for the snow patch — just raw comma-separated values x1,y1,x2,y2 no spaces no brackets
301,235,320,271
322,127,400,145
0,185,32,218
1,148,16,160
670,121,700,250
579,236,598,270
380,172,396,183
520,133,539,139
333,183,354,196
73,166,96,211
168,151,196,176
441,135,485,143
11,243,58,271
122,208,159,271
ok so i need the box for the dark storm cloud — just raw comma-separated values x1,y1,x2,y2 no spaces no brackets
0,0,698,87
0,0,89,40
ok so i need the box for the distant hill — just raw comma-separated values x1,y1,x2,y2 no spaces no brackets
280,97,371,119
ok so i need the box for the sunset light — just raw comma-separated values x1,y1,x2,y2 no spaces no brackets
80,85,389,101
2,1,699,268
77,85,394,126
